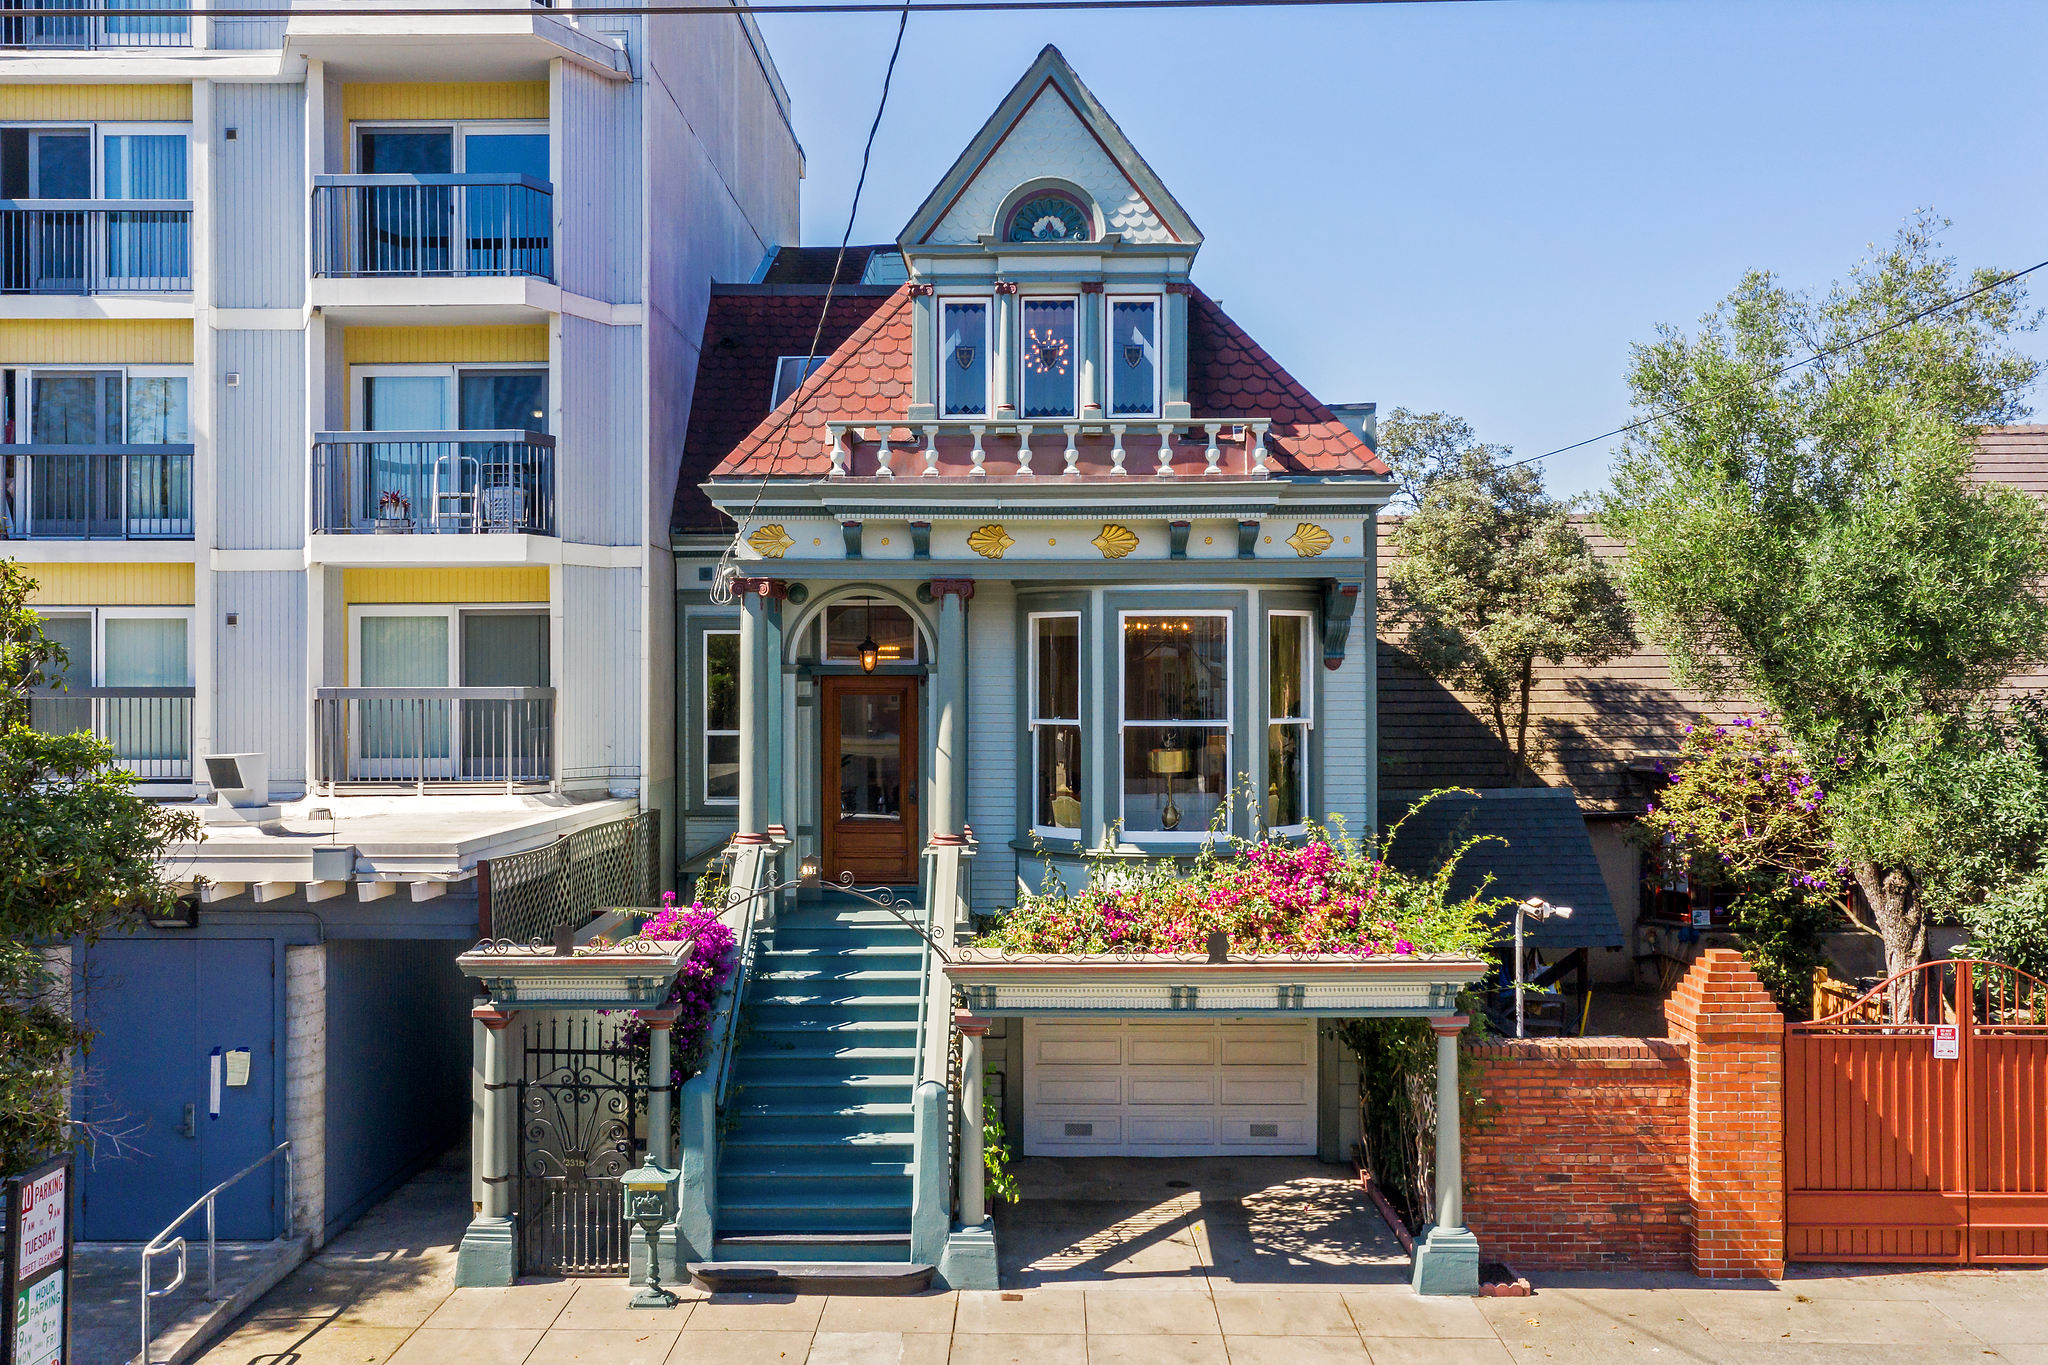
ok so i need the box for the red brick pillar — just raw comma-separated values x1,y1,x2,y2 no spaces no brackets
1666,948,1786,1278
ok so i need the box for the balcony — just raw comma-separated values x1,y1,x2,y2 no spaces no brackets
312,176,554,282
311,431,554,538
0,203,192,294
0,0,190,49
3,446,193,540
314,687,555,794
29,686,195,786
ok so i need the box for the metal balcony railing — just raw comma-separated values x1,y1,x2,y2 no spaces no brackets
28,686,195,783
3,446,194,540
0,202,192,293
312,175,554,280
311,431,555,536
314,687,556,794
0,0,191,48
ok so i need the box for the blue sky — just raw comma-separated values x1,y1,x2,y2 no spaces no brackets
754,0,2048,497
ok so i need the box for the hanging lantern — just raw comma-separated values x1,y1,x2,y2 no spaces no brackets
858,598,880,673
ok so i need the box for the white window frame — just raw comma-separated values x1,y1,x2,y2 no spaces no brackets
352,363,549,432
1027,610,1082,837
1105,293,1163,419
769,355,826,408
1018,292,1080,421
1116,608,1234,843
34,606,192,687
94,123,191,199
937,294,993,419
350,119,549,174
1265,609,1314,835
18,364,191,442
702,627,739,807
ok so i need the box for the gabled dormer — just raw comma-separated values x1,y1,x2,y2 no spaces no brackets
899,46,1202,426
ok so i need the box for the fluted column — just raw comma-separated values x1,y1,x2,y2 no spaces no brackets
733,577,785,844
929,580,973,844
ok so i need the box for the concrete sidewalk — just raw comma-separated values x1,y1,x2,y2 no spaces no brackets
193,1151,2048,1365
75,1237,308,1365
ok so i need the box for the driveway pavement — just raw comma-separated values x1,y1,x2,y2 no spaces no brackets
194,1150,2048,1365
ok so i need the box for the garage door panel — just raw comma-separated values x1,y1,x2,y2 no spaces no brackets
1022,1020,1317,1157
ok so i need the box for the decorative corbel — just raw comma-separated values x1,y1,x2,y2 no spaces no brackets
841,520,863,559
1236,519,1261,560
1168,520,1191,560
910,521,932,560
1321,580,1361,671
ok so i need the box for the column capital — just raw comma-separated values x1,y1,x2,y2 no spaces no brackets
1165,281,1194,295
636,1007,682,1028
731,577,787,601
909,281,935,297
474,1005,515,1029
1079,280,1104,294
993,279,1020,295
954,1011,992,1037
1430,1014,1469,1038
929,578,975,602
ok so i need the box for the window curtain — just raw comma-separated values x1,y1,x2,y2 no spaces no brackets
102,134,188,286
103,616,188,761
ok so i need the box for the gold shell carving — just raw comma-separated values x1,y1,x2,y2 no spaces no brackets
966,524,1014,560
1286,522,1334,558
747,523,794,558
1092,524,1140,560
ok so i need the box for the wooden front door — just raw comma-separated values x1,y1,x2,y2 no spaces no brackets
821,676,919,884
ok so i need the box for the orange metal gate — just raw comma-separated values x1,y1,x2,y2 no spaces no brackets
1785,960,2048,1263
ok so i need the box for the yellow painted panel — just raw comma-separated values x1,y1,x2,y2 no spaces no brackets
10,561,195,606
0,84,191,122
343,567,549,606
343,326,548,365
342,82,547,123
0,319,192,365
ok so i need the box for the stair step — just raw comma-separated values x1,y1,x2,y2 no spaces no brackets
746,1008,920,1028
757,967,924,984
687,1260,935,1296
716,1206,913,1234
720,1155,915,1179
724,1130,915,1151
729,1099,914,1119
733,1044,918,1064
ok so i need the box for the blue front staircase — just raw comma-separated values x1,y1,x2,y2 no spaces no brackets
714,890,927,1265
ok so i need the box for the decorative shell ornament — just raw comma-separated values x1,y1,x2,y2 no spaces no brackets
746,523,794,559
1286,523,1334,559
1092,524,1140,560
966,524,1014,560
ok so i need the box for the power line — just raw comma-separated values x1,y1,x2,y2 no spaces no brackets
1500,256,2048,473
713,0,912,600
0,0,1502,12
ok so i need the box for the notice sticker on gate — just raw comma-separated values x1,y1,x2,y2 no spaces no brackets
1933,1023,1960,1059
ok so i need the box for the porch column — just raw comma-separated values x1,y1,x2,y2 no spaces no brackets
733,578,785,843
1411,1014,1479,1295
640,1007,679,1166
455,1006,519,1287
930,580,973,844
956,1012,990,1226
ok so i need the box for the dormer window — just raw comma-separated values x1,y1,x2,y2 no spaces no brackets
1007,192,1091,244
939,297,989,417
1020,297,1077,419
1108,296,1160,417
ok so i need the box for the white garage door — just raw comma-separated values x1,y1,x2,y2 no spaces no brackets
1020,1020,1318,1157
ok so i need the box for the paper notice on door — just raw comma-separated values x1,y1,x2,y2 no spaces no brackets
225,1048,251,1088
209,1046,223,1118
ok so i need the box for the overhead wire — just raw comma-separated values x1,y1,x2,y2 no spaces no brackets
710,0,913,603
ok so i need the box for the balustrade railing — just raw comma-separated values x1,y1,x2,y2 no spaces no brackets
28,686,195,783
0,202,191,293
314,686,555,793
312,430,555,536
1,0,190,48
3,446,193,540
312,175,554,280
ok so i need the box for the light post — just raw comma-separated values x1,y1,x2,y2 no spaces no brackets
1513,897,1573,1039
621,1162,680,1308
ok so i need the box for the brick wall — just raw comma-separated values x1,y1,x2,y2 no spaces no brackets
1465,1038,1692,1270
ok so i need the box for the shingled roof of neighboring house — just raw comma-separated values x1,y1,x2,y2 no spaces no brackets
701,283,1388,482
672,283,900,531
1377,424,2048,816
1378,788,1623,950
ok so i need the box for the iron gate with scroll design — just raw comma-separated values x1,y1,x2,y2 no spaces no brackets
1786,959,2048,1263
517,1014,642,1275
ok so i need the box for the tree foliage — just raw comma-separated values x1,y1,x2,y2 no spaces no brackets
0,561,198,1175
1385,433,1636,784
1602,213,2048,982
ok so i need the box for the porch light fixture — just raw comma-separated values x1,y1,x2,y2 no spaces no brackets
858,598,880,673
1512,897,1574,1039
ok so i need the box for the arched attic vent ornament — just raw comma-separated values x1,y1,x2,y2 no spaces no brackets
1008,192,1092,243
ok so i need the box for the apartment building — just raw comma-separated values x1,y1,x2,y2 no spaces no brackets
3,2,799,1244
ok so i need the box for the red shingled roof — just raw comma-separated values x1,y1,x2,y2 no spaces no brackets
700,284,1387,487
673,286,899,530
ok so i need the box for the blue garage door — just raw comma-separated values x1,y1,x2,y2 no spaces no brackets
77,938,280,1241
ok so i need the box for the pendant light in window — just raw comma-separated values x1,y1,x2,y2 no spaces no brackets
858,598,880,674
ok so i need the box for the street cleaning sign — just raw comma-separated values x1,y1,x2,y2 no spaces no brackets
3,1156,70,1365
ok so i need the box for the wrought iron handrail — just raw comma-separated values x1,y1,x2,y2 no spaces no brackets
0,201,193,294
2,444,194,540
140,1140,292,1365
311,430,555,536
311,175,554,281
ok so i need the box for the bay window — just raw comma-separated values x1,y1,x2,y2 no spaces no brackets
1020,296,1078,419
1107,296,1160,417
1120,612,1230,835
703,629,739,804
1030,613,1081,833
1266,611,1312,830
939,298,989,417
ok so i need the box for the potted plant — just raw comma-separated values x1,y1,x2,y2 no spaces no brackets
373,489,413,534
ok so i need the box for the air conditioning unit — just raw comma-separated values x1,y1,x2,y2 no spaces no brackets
204,753,269,808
